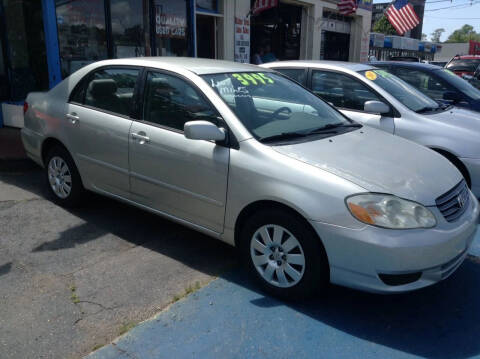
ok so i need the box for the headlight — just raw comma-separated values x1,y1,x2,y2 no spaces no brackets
346,194,436,229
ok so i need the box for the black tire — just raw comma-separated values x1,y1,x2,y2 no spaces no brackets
44,145,84,207
239,208,329,300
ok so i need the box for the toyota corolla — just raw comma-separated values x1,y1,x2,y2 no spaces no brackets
22,58,479,298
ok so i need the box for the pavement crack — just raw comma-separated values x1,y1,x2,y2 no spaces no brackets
76,300,119,311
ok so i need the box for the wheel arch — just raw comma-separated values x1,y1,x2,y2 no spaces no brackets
429,147,471,188
234,200,329,263
41,137,85,187
41,137,69,165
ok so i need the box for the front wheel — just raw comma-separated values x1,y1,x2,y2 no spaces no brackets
45,146,84,207
240,209,329,300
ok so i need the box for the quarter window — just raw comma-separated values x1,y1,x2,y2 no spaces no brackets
143,71,217,131
311,71,381,111
81,67,140,116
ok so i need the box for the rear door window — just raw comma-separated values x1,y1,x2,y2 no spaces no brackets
79,67,140,116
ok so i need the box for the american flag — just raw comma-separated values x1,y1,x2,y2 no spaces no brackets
337,0,357,15
386,0,420,35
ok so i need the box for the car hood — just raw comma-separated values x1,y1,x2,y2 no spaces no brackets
272,127,462,206
428,106,480,130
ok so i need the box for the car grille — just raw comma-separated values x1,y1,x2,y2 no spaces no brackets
436,180,470,222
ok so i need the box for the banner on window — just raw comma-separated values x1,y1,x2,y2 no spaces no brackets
234,17,251,63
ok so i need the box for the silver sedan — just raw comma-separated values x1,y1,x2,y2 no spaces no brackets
22,58,479,298
261,61,480,198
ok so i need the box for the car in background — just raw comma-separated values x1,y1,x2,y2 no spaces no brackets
21,58,479,297
371,61,480,113
389,56,420,62
463,66,480,90
446,55,480,77
261,60,480,197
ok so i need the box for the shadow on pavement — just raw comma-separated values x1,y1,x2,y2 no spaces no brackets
244,256,480,358
2,167,480,358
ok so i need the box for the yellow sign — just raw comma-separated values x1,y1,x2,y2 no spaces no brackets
232,73,274,86
365,71,377,81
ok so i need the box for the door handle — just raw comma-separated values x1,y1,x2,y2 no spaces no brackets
66,113,80,124
131,132,150,144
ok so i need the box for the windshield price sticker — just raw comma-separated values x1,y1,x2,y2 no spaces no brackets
376,70,392,78
365,71,377,81
232,73,274,86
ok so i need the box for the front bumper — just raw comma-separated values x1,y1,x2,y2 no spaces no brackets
310,191,479,293
461,157,480,198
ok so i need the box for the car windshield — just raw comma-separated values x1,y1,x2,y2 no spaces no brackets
446,59,480,72
201,72,354,143
435,68,480,100
359,69,440,112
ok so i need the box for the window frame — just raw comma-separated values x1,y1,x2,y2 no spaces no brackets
136,67,237,148
307,68,400,118
67,65,143,119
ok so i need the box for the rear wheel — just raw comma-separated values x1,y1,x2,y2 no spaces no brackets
45,146,84,207
240,208,329,300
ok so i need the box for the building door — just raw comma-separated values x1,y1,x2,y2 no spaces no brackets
250,2,302,63
196,14,216,59
323,31,350,61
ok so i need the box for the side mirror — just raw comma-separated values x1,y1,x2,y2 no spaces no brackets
184,120,226,142
443,91,462,103
364,100,390,114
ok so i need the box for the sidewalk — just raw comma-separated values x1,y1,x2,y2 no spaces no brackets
89,227,480,359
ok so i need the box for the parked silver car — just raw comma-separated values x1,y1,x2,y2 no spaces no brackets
22,58,479,298
261,61,480,198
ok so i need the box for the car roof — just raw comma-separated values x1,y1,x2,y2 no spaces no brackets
371,61,442,71
86,57,271,75
261,60,374,72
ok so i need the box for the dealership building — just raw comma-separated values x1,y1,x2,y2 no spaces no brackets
0,0,372,128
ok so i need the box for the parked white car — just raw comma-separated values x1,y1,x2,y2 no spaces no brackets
261,61,480,198
21,58,479,298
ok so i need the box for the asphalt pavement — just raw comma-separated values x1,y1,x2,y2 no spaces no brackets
0,164,237,359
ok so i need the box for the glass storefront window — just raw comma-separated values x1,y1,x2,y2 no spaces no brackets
154,0,189,56
56,0,108,78
2,0,49,100
111,0,150,58
196,0,218,12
